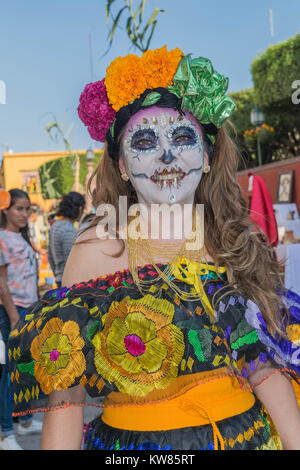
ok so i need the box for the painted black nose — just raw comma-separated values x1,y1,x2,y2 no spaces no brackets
159,149,177,165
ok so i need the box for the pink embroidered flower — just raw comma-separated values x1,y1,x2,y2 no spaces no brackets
77,79,116,142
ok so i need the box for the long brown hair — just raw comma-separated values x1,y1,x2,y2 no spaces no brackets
84,124,286,336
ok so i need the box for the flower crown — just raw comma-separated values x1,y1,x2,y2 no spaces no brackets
78,46,236,144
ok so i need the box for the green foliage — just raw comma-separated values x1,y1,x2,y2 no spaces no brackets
228,88,255,136
228,35,300,167
39,152,101,200
251,34,300,107
251,34,300,162
39,156,75,199
105,0,165,52
40,116,102,199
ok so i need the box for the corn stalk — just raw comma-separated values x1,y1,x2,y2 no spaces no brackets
105,0,165,52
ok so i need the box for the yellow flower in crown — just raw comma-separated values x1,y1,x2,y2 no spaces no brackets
92,294,184,396
31,317,86,394
105,46,183,112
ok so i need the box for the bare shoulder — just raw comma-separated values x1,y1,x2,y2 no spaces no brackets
62,226,128,286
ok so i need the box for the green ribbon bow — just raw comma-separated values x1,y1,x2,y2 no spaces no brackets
168,55,236,130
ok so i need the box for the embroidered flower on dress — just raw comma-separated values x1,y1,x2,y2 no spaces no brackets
30,317,86,394
245,296,300,375
91,294,184,396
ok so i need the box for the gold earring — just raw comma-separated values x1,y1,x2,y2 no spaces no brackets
203,165,210,174
121,172,129,181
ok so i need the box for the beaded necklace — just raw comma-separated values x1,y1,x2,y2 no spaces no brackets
126,211,225,304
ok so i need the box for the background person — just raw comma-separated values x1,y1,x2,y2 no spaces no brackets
0,189,42,450
48,191,85,288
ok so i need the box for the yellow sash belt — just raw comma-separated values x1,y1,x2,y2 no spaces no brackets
102,375,255,450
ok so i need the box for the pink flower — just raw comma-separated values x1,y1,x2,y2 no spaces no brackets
77,79,116,142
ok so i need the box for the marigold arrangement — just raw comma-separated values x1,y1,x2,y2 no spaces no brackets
244,124,274,137
244,124,275,147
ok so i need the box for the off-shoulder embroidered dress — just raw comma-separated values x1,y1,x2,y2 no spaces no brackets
7,259,300,450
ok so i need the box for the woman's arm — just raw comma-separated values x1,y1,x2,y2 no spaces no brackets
253,372,300,450
41,231,126,450
41,387,86,450
0,265,20,329
42,239,87,449
42,231,107,450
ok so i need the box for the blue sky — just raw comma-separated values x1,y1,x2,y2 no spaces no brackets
0,0,300,154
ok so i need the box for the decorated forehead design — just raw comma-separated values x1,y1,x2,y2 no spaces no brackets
125,113,201,154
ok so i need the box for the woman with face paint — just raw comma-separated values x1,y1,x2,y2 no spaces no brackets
7,48,300,451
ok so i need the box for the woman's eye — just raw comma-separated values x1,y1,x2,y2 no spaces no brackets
131,129,158,151
137,138,154,147
171,126,198,147
174,134,191,142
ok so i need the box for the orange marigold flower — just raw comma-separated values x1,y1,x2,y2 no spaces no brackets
105,54,147,112
142,46,184,89
104,47,184,112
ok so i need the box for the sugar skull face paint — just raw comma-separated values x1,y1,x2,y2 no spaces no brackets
120,107,207,206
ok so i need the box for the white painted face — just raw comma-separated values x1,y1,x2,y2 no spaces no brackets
119,106,207,206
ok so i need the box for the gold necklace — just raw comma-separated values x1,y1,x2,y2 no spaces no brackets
126,210,212,301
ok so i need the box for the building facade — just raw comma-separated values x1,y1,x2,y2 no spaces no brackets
0,149,101,212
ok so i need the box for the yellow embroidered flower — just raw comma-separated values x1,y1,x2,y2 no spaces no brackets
141,46,183,89
31,317,86,394
104,46,183,112
92,294,184,396
105,54,147,112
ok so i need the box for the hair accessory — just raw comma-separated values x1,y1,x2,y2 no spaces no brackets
77,79,116,142
0,189,11,210
77,46,235,145
168,55,235,130
121,172,130,182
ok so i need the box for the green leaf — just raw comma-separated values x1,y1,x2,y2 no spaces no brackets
17,361,36,376
110,119,116,138
145,8,165,27
105,0,118,22
105,2,166,53
126,16,135,43
141,92,161,107
139,0,146,23
108,6,127,46
188,330,205,362
82,319,100,344
144,20,157,52
231,330,259,351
